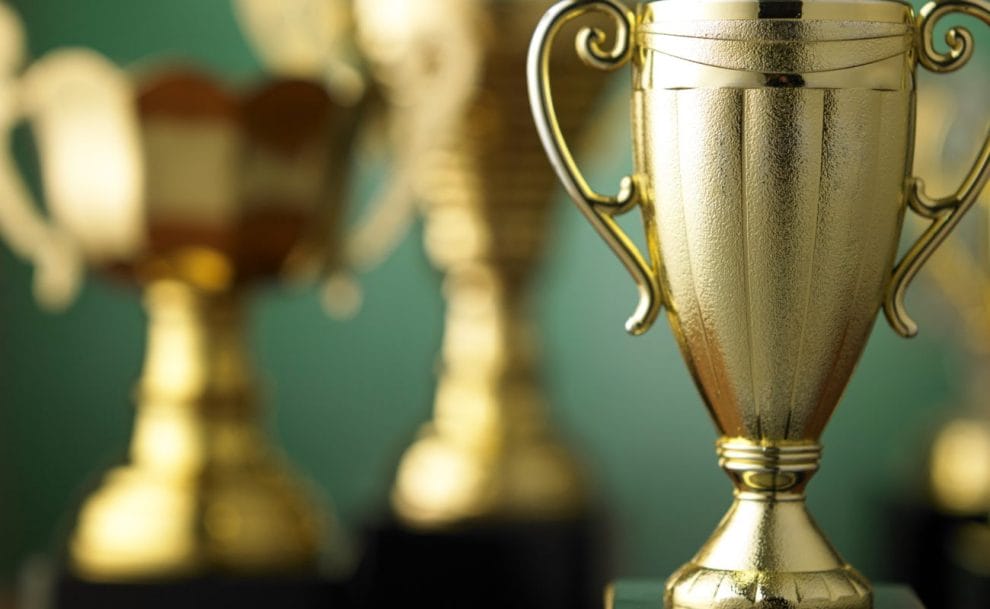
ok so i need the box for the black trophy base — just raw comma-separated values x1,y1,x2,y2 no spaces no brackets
884,497,990,609
356,513,607,609
54,572,351,609
608,581,925,609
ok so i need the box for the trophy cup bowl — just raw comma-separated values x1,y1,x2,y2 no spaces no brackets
4,46,360,580
529,0,990,607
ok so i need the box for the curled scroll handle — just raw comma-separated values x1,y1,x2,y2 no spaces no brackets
885,0,990,337
527,0,662,336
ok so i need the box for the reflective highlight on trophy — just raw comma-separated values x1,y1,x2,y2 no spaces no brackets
0,6,362,579
529,0,990,607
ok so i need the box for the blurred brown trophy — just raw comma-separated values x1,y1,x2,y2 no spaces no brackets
0,3,363,587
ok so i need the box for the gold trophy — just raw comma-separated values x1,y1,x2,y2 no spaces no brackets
350,0,609,529
0,6,361,581
529,0,990,607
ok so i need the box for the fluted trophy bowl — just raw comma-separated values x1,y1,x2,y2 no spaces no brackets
638,5,913,444
529,0,990,607
5,46,358,579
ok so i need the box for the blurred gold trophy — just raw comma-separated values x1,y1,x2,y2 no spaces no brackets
530,0,990,607
895,73,990,603
0,5,362,581
915,75,990,521
350,0,609,528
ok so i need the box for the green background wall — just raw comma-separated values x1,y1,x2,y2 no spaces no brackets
0,0,979,591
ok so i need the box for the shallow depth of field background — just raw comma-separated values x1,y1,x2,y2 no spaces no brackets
0,0,984,590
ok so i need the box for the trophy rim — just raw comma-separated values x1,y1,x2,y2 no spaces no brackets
639,0,914,24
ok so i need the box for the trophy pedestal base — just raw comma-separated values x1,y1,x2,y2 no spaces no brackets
608,581,925,609
355,513,606,609
53,572,351,609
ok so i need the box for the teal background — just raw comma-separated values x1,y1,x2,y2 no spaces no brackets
0,0,981,592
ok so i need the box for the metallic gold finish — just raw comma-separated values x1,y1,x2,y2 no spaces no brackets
70,281,327,579
0,19,360,579
528,0,990,607
529,0,660,336
352,0,608,527
886,1,990,338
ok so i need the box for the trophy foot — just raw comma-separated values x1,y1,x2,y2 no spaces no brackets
391,423,587,527
66,286,336,581
665,563,870,609
68,456,329,581
665,439,872,609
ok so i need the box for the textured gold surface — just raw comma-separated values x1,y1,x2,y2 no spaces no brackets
354,0,607,527
0,16,361,579
529,0,990,607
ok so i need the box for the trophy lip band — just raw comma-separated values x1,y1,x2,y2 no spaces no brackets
639,0,914,23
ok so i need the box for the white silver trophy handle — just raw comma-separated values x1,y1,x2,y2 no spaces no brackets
0,3,83,310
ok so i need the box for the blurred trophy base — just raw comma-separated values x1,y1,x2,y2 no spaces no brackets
607,581,925,609
885,497,990,609
52,572,352,609
355,512,607,609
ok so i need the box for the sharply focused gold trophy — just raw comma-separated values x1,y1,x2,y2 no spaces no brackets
0,4,362,581
349,0,609,528
529,0,990,607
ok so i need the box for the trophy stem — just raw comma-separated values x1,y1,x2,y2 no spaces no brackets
665,438,870,609
67,280,326,581
390,261,586,527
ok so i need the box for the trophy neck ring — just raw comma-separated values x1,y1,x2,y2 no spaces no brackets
717,438,821,499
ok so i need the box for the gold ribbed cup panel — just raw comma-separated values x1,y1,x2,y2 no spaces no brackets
639,86,911,441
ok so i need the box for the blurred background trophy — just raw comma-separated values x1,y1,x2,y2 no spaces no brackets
884,67,990,609
0,2,365,606
338,1,611,607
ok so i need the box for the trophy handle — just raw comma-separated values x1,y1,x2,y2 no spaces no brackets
323,1,484,318
528,0,661,336
884,0,990,338
0,4,82,310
